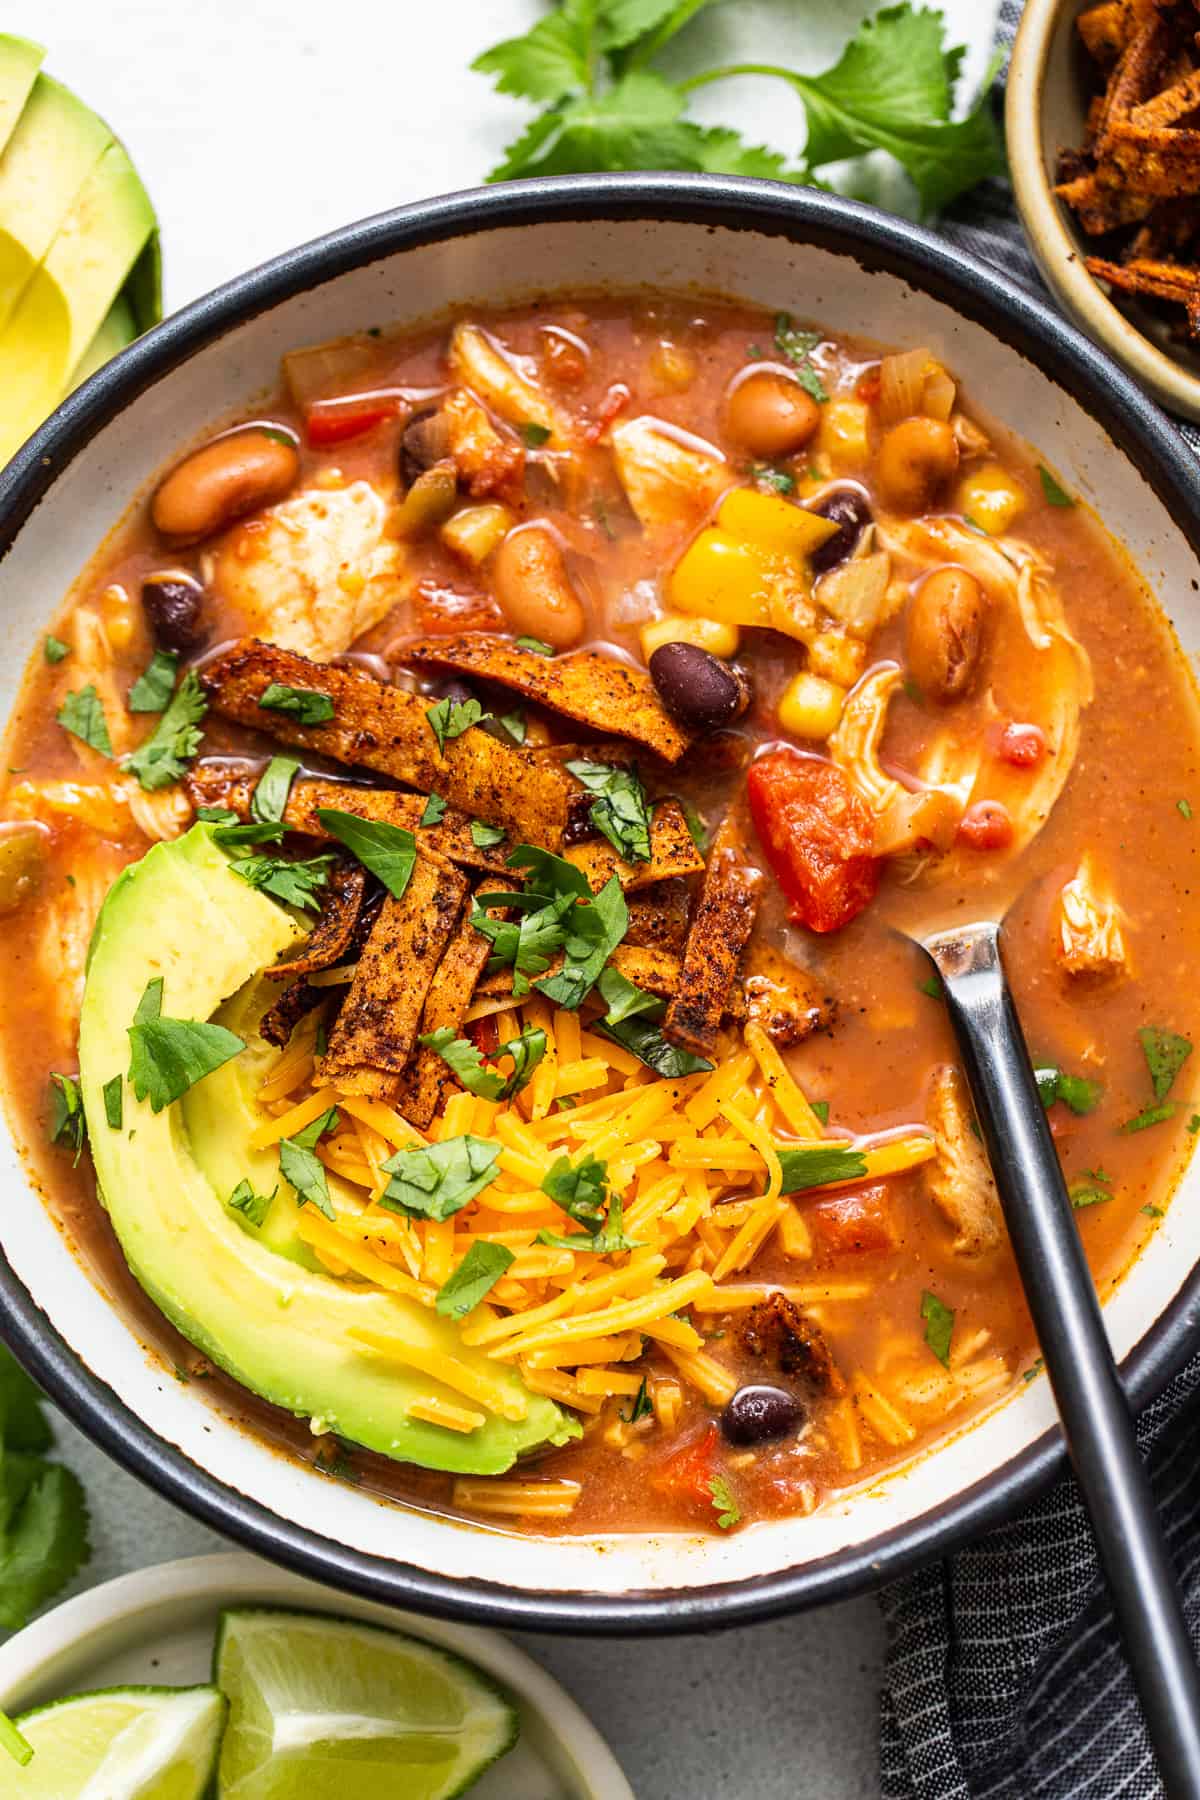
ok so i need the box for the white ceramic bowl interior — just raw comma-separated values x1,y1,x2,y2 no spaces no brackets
0,187,1197,1614
0,1551,633,1799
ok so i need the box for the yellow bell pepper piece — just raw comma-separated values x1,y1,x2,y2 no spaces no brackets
668,529,775,627
640,612,740,659
717,486,839,559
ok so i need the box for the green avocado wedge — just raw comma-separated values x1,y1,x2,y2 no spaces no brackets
78,824,574,1474
0,36,43,160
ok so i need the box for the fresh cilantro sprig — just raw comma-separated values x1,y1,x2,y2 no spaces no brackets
124,669,207,791
57,684,113,757
472,1,1005,218
316,810,417,900
0,1345,91,1635
126,977,246,1112
920,1289,954,1367
777,1144,868,1194
380,1135,501,1221
426,695,489,754
259,682,334,725
709,1472,741,1530
128,649,180,713
421,1023,547,1101
436,1241,515,1318
47,1072,87,1161
566,759,652,863
471,843,629,1008
233,852,333,912
538,1151,643,1253
279,1106,340,1218
594,965,712,1077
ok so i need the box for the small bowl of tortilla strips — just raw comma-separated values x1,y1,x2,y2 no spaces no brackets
1009,0,1200,422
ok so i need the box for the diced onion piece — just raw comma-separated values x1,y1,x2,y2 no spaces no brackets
922,362,956,422
283,336,377,410
879,347,933,424
816,549,893,639
872,786,963,857
440,501,513,564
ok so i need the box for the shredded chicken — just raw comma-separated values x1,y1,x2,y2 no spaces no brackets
609,415,727,533
213,481,412,659
1055,852,1131,979
447,322,570,447
923,1064,1003,1256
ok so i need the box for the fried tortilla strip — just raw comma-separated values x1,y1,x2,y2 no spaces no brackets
566,801,704,894
663,821,760,1059
1085,255,1200,333
742,944,837,1048
261,979,326,1050
401,635,692,762
317,855,468,1098
1101,122,1200,198
187,765,512,877
624,880,690,955
1131,67,1200,130
1054,172,1156,234
395,887,497,1128
266,860,366,980
200,640,573,848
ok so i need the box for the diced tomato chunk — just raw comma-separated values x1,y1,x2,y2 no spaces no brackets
466,1013,499,1057
649,1423,722,1525
807,1183,897,1254
304,397,398,446
957,799,1014,851
415,581,504,636
584,382,631,444
856,367,882,405
746,749,880,933
996,722,1047,768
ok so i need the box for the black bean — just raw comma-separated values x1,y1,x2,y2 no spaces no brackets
141,571,208,651
648,641,749,732
808,486,873,575
720,1384,807,1447
399,407,451,489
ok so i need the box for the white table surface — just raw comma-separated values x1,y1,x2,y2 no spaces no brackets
4,2,999,1792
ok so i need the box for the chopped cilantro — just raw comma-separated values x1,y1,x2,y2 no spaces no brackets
498,709,527,745
279,1106,340,1218
917,974,944,1001
128,648,180,713
1035,1065,1102,1116
1038,465,1075,508
313,1440,359,1482
1070,1182,1111,1210
750,462,795,494
594,964,712,1077
102,1075,123,1130
420,1023,546,1101
435,1241,515,1318
380,1134,501,1221
1120,1102,1177,1134
260,425,296,447
709,1473,741,1530
471,845,627,1008
228,1178,276,1228
420,792,447,827
777,1145,869,1194
197,805,239,825
811,1100,830,1126
1137,1026,1192,1101
566,759,652,863
1179,799,1193,822
542,1151,608,1231
520,420,552,446
1022,1358,1044,1384
903,678,925,707
515,635,554,656
123,669,207,790
470,820,507,849
426,695,488,753
258,682,334,725
250,754,300,828
316,810,416,899
56,684,113,757
1142,1203,1165,1219
774,314,828,401
920,1290,955,1367
126,977,245,1112
48,1072,86,1159
43,634,69,665
682,802,708,852
233,852,332,911
623,1377,653,1423
1189,1114,1200,1136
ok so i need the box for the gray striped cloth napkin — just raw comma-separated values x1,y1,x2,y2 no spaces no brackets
879,4,1200,1795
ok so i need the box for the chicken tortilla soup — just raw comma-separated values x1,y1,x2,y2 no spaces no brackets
1,297,1198,1538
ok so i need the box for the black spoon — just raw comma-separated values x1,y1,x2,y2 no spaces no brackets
915,917,1200,1795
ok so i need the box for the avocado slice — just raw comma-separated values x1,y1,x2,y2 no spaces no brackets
0,72,111,339
78,825,572,1473
61,290,136,396
0,36,44,159
0,139,154,464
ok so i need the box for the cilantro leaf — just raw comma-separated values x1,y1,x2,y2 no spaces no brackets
1120,1102,1177,1135
251,755,300,828
43,635,69,665
232,852,332,912
316,810,417,900
520,421,552,447
436,1241,515,1318
127,982,245,1112
472,889,575,997
56,684,113,757
128,648,179,713
709,1472,740,1530
1138,1026,1192,1102
102,1075,123,1130
499,709,527,745
537,873,628,1009
426,695,488,753
1034,1064,1103,1116
1038,465,1075,508
489,69,701,182
594,964,712,1076
420,1023,547,1101
380,1134,500,1221
750,462,796,495
228,1178,277,1228
1070,1181,1112,1210
0,1462,90,1631
123,669,207,790
515,635,554,656
472,1,594,105
566,759,652,862
470,820,507,850
258,682,335,725
589,1189,643,1253
279,1106,339,1218
420,793,447,827
773,314,828,402
542,1151,609,1230
0,1344,52,1453
196,806,239,826
920,1289,954,1367
777,1145,868,1193
623,1376,653,1422
47,1073,86,1159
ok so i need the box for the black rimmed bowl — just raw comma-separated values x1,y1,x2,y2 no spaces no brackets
1,173,1198,1634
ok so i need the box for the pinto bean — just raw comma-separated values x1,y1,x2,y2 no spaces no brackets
906,565,986,701
491,525,584,649
151,428,299,543
724,369,821,459
876,416,959,514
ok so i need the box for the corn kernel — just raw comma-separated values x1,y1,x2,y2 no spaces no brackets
777,670,847,740
717,486,838,559
954,462,1025,535
819,398,871,469
669,529,774,627
337,568,366,599
99,583,135,650
441,502,514,565
808,630,867,687
640,612,740,660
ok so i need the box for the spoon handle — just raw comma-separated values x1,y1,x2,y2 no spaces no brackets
925,919,1200,1796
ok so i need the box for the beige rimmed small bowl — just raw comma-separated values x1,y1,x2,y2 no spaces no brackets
1007,0,1200,423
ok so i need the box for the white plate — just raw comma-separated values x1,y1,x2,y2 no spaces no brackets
0,1551,634,1800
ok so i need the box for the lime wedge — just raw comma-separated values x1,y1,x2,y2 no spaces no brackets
7,1685,225,1799
214,1609,518,1800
